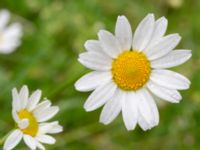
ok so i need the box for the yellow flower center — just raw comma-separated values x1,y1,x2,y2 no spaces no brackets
18,109,38,137
112,51,151,91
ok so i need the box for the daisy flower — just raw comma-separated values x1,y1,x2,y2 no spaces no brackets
3,85,63,150
0,9,22,54
75,14,191,131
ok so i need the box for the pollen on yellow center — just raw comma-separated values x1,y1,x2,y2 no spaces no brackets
18,109,38,137
112,50,151,91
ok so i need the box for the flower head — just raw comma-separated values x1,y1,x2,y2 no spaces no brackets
3,85,63,150
75,14,191,131
0,9,22,54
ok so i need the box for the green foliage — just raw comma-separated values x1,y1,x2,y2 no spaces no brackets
0,0,199,149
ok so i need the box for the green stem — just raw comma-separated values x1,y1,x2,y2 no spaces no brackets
48,65,86,99
58,120,121,146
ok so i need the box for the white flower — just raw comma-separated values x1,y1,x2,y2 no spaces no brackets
3,85,63,150
0,9,22,54
75,14,192,131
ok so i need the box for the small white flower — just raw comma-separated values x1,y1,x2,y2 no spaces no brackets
75,14,192,131
0,9,22,54
3,85,63,150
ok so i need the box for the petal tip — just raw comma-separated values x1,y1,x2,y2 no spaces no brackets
74,81,81,91
147,13,155,19
117,15,127,20
83,104,93,112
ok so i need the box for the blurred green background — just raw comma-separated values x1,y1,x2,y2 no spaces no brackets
0,0,199,149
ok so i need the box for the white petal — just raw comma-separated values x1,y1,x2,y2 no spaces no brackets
34,106,59,122
39,122,63,134
3,23,23,39
78,52,112,71
84,40,108,55
147,81,182,103
27,90,42,111
122,92,138,131
33,100,51,114
132,14,155,51
0,9,10,30
36,135,56,144
3,129,22,150
0,22,22,54
148,16,168,46
39,123,55,134
23,134,37,150
48,124,63,134
19,85,29,109
84,81,117,112
18,119,29,129
36,141,45,150
138,115,152,131
12,110,20,123
98,30,121,58
115,16,132,50
151,50,192,69
84,40,100,52
75,71,112,92
12,88,20,111
137,88,159,126
150,69,191,90
0,38,21,54
99,89,122,125
145,34,181,60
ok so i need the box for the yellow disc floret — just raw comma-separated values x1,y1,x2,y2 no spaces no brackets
112,51,151,91
18,109,38,137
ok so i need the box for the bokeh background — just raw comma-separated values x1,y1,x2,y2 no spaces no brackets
0,0,200,149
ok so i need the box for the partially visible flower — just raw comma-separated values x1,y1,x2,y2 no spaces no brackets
75,14,191,131
3,85,63,150
0,9,22,54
